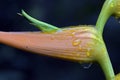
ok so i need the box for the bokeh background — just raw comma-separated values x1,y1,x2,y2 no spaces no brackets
0,0,120,80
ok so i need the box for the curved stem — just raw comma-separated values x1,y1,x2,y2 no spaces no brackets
95,0,120,79
97,48,115,80
96,0,115,34
92,37,115,80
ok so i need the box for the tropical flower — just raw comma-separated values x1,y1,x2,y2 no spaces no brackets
1,0,120,80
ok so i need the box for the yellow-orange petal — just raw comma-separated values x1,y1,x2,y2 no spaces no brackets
0,26,100,62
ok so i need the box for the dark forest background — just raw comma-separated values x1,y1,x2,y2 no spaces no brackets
0,0,120,80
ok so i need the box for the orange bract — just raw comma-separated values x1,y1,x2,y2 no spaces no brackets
0,26,98,62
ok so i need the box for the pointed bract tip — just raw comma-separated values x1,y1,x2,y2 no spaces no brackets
20,9,61,33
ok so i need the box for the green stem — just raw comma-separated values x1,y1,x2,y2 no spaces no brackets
96,0,120,79
97,48,115,80
92,37,115,80
96,0,115,34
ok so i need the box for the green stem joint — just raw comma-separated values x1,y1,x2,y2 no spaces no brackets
21,0,120,80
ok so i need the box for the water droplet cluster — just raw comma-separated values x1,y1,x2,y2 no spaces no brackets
71,27,96,58
50,26,97,61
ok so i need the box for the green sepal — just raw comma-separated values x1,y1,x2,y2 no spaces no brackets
21,10,61,33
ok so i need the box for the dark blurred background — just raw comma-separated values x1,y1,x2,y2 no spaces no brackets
0,0,120,80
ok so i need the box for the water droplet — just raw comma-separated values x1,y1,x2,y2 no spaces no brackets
82,28,89,31
72,32,76,35
86,48,91,57
78,46,88,52
86,52,90,57
78,45,82,50
81,63,92,69
72,39,81,46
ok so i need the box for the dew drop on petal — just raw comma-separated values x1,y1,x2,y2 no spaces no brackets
81,63,92,69
86,48,91,57
72,39,81,46
86,51,90,57
72,32,76,35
